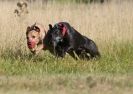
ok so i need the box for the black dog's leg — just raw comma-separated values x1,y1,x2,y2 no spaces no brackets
66,48,79,60
55,45,67,58
75,48,90,60
85,41,100,59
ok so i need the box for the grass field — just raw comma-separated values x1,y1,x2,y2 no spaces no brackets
0,1,133,94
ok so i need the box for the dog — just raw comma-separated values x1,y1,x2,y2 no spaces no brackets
26,23,47,54
46,22,100,59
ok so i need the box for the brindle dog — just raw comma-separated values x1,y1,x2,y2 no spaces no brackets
26,23,47,54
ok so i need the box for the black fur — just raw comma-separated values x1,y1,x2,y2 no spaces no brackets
44,22,100,60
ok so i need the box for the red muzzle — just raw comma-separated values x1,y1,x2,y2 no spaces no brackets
27,41,36,49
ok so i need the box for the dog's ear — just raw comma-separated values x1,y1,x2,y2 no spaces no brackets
49,24,52,30
34,26,40,33
59,23,64,28
26,26,31,35
27,26,31,31
58,23,66,32
58,23,67,36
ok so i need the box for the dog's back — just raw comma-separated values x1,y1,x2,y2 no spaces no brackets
58,22,85,50
56,22,101,59
44,22,100,59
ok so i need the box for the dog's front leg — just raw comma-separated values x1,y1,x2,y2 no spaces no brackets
61,48,66,58
34,44,44,55
55,46,66,58
65,46,74,53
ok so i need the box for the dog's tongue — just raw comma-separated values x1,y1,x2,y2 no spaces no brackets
28,42,36,49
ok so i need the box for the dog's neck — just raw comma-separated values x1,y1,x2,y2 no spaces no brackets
37,31,47,49
58,23,68,36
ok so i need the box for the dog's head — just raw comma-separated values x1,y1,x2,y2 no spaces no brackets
48,23,67,47
47,23,68,56
26,23,46,52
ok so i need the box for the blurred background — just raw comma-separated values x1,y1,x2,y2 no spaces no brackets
1,0,132,4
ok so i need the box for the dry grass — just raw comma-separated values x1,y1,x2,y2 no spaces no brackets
0,1,133,52
0,1,133,94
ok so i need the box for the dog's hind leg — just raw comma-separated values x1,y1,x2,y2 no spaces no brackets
75,49,91,60
67,49,79,60
84,40,100,59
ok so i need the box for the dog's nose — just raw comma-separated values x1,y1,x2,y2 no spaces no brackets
27,41,36,49
55,37,62,42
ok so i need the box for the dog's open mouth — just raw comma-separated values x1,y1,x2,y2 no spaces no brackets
27,42,36,49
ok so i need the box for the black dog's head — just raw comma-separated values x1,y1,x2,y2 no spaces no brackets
47,23,68,57
48,23,67,47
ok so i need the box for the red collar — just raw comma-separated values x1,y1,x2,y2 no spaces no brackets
58,23,67,36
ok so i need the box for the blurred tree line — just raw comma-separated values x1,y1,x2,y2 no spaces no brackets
0,0,111,4
56,0,110,4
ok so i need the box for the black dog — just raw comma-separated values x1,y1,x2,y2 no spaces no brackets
44,22,100,59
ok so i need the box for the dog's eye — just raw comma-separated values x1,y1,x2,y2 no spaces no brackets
32,36,36,38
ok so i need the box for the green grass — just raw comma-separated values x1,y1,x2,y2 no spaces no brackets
0,41,132,76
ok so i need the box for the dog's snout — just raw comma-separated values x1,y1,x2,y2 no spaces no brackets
28,42,31,45
55,37,62,42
